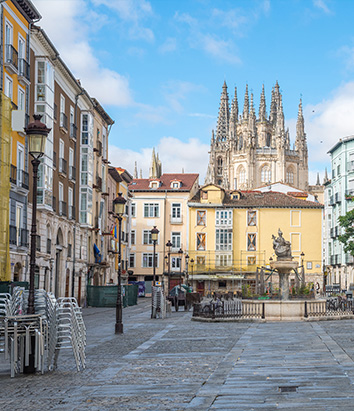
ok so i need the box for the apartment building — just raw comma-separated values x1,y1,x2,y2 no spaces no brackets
188,184,323,295
1,0,40,281
129,154,199,292
324,136,354,290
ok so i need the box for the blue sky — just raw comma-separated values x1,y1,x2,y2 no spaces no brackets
33,0,354,183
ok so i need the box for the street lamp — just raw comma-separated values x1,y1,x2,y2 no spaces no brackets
185,254,189,286
178,248,183,287
301,252,305,287
113,193,126,334
166,240,172,293
26,115,51,315
150,226,159,319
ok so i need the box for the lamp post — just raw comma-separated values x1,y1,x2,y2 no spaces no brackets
301,252,305,287
185,254,189,287
150,226,159,319
26,115,51,315
178,248,183,287
166,240,172,293
113,193,126,334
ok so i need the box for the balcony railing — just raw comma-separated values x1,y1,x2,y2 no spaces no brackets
59,158,67,175
60,112,68,131
346,254,354,264
47,238,51,254
18,58,30,81
70,123,77,140
59,201,67,217
170,215,183,224
17,170,29,190
69,205,75,220
5,44,18,70
330,254,341,265
9,225,17,245
10,165,17,185
69,165,76,181
20,229,28,247
36,235,41,252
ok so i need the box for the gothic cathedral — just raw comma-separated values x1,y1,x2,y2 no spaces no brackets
205,81,308,191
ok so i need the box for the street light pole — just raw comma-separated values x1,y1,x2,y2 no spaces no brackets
113,193,126,334
166,240,172,293
178,248,183,287
151,226,159,319
26,115,51,315
190,258,194,289
185,254,189,287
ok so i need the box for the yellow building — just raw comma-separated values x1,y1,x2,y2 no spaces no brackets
1,0,41,280
188,184,323,295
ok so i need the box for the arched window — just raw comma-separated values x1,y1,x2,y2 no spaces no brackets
238,166,246,185
261,166,271,183
217,157,223,176
286,168,294,185
266,134,271,147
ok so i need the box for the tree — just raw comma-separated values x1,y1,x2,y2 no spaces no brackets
338,209,354,256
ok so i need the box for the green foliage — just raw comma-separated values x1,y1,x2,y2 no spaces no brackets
338,209,354,256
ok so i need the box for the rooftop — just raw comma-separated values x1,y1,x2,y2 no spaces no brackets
129,173,199,192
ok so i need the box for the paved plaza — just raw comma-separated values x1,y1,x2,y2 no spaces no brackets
1,299,354,410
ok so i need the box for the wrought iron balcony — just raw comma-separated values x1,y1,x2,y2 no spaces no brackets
69,165,76,181
9,225,17,245
10,165,17,185
5,44,18,71
70,123,77,140
18,58,30,83
59,158,67,175
60,112,68,131
59,201,67,217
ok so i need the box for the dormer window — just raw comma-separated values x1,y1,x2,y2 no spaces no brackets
170,180,181,189
149,180,160,189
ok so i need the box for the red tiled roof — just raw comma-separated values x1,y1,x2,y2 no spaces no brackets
129,173,199,191
190,190,323,209
287,191,308,198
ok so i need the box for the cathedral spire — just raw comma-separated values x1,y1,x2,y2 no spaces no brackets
259,84,266,121
134,161,138,179
275,94,285,137
242,84,249,120
149,148,161,179
216,81,230,141
324,167,328,183
316,172,320,185
249,93,257,136
296,98,305,139
269,87,276,124
229,87,238,142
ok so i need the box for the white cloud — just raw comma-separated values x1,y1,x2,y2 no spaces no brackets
33,0,134,106
313,0,331,14
159,37,177,53
109,137,209,179
162,81,205,113
92,0,154,41
197,34,241,64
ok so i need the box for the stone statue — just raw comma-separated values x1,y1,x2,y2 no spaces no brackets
272,229,292,259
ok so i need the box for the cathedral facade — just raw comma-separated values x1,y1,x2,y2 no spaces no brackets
205,81,308,191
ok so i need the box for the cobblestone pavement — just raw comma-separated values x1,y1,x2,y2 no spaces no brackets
1,299,354,410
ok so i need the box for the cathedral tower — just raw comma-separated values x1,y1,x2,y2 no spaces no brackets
205,81,309,191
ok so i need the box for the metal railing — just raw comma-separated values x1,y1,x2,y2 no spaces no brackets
59,158,67,175
193,298,264,320
69,166,76,181
59,201,67,217
5,44,18,69
70,123,77,140
18,58,30,81
10,165,17,185
9,225,17,245
60,112,68,130
305,298,354,318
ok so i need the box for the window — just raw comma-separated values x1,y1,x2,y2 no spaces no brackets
248,256,256,265
216,254,232,266
247,210,257,226
201,191,208,200
197,233,206,250
82,114,89,145
261,166,271,183
143,230,153,245
216,228,232,251
142,253,158,268
129,253,135,268
218,281,226,288
131,230,136,245
4,75,13,100
286,169,294,184
171,232,181,249
171,203,181,221
131,203,136,217
238,167,246,184
247,233,256,251
18,87,25,110
171,181,180,189
16,204,23,246
80,193,87,224
150,181,158,189
197,210,206,226
144,203,159,217
337,164,341,176
68,188,73,219
307,261,312,270
171,257,181,270
216,210,232,225
217,157,223,175
17,144,24,185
